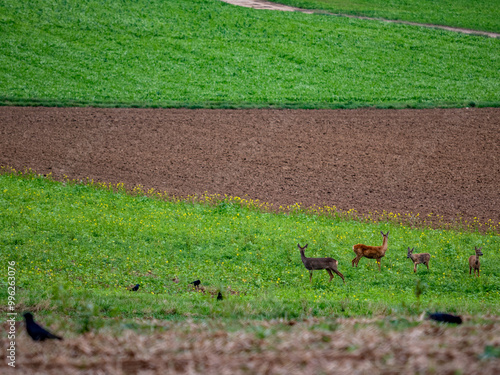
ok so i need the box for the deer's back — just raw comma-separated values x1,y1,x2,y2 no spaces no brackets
418,253,431,263
303,257,338,270
353,244,386,259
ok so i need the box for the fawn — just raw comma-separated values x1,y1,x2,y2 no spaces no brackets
406,247,430,273
298,244,345,283
352,231,389,271
468,246,483,277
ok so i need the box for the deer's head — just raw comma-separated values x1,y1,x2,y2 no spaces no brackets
407,247,414,258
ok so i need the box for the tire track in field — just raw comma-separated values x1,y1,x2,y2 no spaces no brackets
220,0,500,38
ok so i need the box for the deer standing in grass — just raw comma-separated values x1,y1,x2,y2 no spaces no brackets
298,244,345,284
352,231,389,271
469,247,483,277
407,247,430,273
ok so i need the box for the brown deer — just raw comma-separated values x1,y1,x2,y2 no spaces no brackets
298,244,345,284
352,231,389,271
407,247,430,273
468,246,483,277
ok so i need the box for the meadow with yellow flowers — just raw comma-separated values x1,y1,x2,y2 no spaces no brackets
1,169,499,329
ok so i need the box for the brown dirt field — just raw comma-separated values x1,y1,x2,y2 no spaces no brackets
1,107,499,225
3,317,500,374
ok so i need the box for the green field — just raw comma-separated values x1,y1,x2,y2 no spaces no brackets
0,0,499,109
271,0,500,33
1,171,499,330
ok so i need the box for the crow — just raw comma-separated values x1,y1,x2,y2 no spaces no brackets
190,280,201,287
428,312,463,324
129,284,140,291
217,292,223,301
23,312,63,341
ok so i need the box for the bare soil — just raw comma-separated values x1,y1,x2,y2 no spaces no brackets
1,107,499,224
2,317,500,374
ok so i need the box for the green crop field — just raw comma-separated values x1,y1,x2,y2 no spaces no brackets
270,0,500,33
1,170,499,333
0,0,499,109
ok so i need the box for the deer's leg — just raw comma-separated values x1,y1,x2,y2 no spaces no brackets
469,266,472,275
309,270,313,283
376,259,381,271
326,269,334,282
355,255,363,267
414,263,417,273
352,256,358,267
477,268,480,277
426,262,429,270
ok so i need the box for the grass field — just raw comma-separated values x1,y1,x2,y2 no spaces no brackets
270,0,500,33
1,170,499,333
0,0,499,109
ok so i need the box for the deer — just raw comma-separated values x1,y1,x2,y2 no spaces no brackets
352,231,389,271
298,244,345,284
407,247,430,273
468,246,483,277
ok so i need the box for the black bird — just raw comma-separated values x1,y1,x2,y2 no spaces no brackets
23,312,63,341
190,280,201,287
129,284,140,291
217,292,223,301
428,312,463,324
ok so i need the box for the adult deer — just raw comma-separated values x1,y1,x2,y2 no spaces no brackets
298,244,345,283
407,247,430,273
468,246,483,277
352,231,389,271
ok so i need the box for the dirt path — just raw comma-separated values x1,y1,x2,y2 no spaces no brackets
220,0,500,38
2,317,500,374
1,107,499,225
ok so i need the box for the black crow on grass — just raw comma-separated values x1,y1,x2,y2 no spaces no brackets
190,280,201,287
23,312,63,341
129,284,140,291
217,292,223,301
428,312,463,324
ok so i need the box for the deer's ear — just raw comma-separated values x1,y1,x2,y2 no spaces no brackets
304,244,308,248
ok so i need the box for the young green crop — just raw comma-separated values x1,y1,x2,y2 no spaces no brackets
270,0,500,33
0,0,499,109
1,172,499,321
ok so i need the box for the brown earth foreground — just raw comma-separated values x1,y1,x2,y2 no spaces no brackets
2,317,500,374
1,106,499,225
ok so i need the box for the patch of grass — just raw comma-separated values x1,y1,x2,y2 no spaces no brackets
1,169,499,326
0,0,499,109
271,0,500,33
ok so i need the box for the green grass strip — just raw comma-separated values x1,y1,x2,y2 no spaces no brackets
0,0,499,109
270,0,500,33
1,168,499,321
